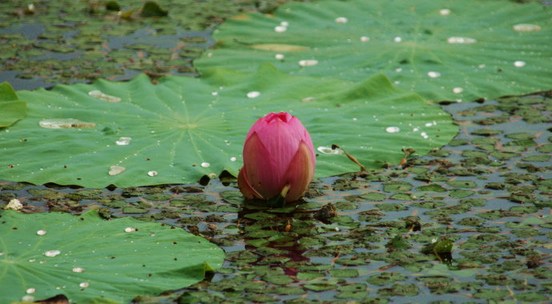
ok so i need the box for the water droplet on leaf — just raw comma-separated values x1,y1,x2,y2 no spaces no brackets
88,90,121,103
386,126,400,133
36,230,47,236
299,59,318,67
360,36,370,42
452,87,463,94
124,227,137,233
26,288,35,294
425,121,437,127
274,25,287,32
39,119,96,129
447,37,476,44
115,137,132,146
247,91,260,98
427,71,441,78
317,146,344,155
108,165,125,176
513,23,541,32
335,17,348,24
201,162,210,168
79,282,89,288
147,170,158,177
439,9,451,16
514,60,526,67
72,267,85,273
44,250,61,257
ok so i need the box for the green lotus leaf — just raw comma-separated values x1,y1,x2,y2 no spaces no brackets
0,210,224,303
195,0,552,102
0,65,457,187
0,82,27,128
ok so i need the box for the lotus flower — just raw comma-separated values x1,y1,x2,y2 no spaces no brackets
238,112,316,203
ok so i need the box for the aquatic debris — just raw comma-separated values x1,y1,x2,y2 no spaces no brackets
314,203,337,224
39,119,96,129
422,237,453,264
4,198,23,210
88,90,121,103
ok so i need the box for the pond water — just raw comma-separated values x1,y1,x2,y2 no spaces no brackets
1,93,550,303
0,1,550,302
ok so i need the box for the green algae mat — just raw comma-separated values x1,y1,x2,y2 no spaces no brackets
0,0,295,90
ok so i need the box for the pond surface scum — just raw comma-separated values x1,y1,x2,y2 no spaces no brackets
0,0,551,303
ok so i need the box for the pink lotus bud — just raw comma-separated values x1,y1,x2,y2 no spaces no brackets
238,112,316,203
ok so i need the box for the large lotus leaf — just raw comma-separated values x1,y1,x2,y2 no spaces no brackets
0,210,224,303
0,65,457,187
195,0,552,102
0,82,27,128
